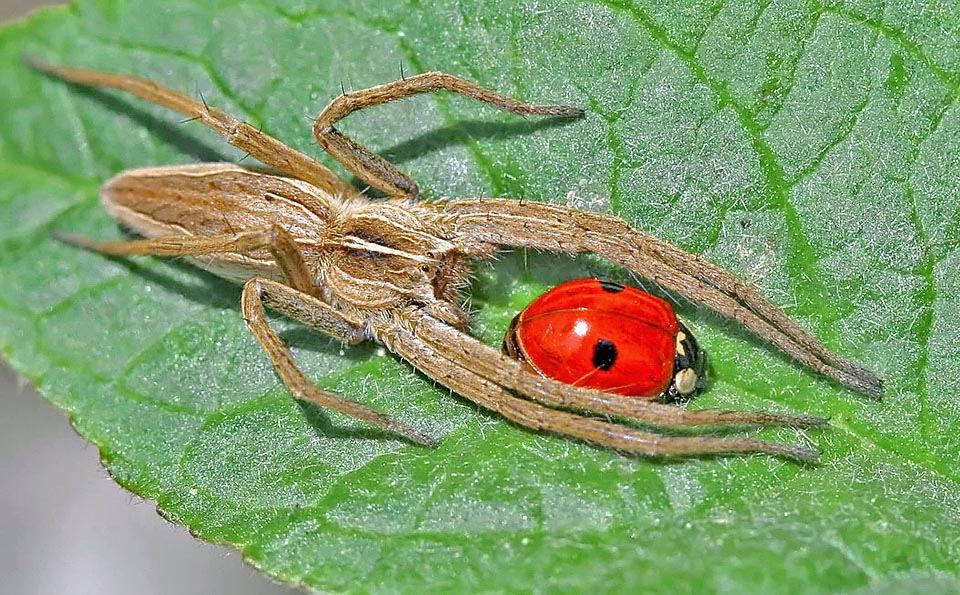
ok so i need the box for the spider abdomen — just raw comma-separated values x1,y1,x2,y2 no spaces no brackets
101,163,332,284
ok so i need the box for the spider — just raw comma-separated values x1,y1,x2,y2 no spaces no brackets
28,58,882,462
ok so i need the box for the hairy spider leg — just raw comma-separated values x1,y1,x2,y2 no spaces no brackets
56,224,319,297
312,71,583,198
297,60,878,399
230,279,822,461
410,312,828,430
243,279,437,446
444,199,883,399
56,224,819,460
386,315,820,462
56,230,436,447
27,58,358,199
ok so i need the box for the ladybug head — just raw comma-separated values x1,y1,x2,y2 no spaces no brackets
666,320,708,402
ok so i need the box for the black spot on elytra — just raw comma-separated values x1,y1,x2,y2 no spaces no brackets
593,339,618,370
598,280,625,293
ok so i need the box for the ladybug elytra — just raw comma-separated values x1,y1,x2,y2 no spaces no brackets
503,279,707,400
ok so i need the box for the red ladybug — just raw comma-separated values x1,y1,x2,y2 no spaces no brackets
503,279,707,400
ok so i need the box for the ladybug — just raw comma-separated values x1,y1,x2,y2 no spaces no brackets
503,279,707,400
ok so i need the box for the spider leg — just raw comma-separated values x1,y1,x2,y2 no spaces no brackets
26,58,358,198
55,224,320,298
385,315,819,461
58,227,431,444
445,199,882,399
406,311,826,429
242,278,436,446
312,72,582,198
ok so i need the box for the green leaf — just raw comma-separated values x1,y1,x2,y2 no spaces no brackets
2,1,959,592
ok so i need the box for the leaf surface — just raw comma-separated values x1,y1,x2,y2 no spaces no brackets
1,1,959,593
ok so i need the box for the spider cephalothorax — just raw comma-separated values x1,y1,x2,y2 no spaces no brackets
311,197,487,330
32,58,882,462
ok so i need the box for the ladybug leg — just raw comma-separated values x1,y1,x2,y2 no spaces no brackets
389,317,819,461
410,312,828,430
444,199,882,399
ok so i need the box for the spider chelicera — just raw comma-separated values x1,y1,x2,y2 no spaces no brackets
29,58,882,462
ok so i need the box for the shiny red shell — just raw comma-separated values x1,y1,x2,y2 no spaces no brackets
505,279,679,398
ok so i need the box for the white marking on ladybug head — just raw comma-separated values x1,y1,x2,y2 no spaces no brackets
675,367,698,396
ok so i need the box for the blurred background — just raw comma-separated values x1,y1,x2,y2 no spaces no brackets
0,3,297,593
